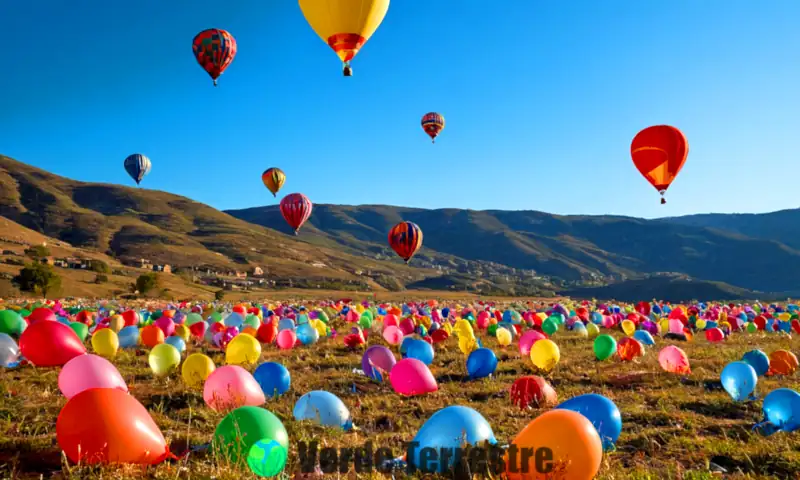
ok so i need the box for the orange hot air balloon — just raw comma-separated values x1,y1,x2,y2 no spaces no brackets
261,168,286,197
631,125,688,204
421,112,445,143
388,221,423,263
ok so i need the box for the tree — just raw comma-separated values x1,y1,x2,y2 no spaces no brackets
215,289,225,301
135,272,161,295
88,259,110,274
24,245,50,259
95,273,109,284
13,263,62,297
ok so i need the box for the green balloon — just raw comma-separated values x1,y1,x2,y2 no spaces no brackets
594,334,617,361
358,313,372,329
151,310,162,321
213,407,289,465
316,310,329,324
0,310,24,336
464,312,475,321
209,311,223,323
244,314,261,329
18,309,31,319
186,313,204,326
487,324,498,337
69,322,89,341
542,318,559,336
746,322,757,333
247,439,287,477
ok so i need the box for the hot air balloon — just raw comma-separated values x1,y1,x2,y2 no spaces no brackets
298,0,390,76
123,154,151,186
262,168,286,197
280,193,313,235
192,29,237,86
631,125,688,204
421,113,445,143
388,221,423,264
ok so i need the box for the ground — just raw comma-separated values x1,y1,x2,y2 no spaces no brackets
2,309,800,479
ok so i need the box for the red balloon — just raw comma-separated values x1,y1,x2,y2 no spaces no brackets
280,193,313,234
631,125,688,204
257,322,277,344
192,29,237,86
705,327,725,343
121,310,139,326
28,307,56,324
19,320,86,367
617,337,644,362
431,329,449,343
75,310,95,325
189,321,208,338
510,376,558,409
57,388,169,465
388,221,423,263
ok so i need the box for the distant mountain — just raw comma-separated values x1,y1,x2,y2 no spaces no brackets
660,209,800,250
559,276,758,303
227,204,800,293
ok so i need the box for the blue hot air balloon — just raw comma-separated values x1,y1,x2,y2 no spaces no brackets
124,153,151,185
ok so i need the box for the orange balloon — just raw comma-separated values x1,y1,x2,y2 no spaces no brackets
141,324,165,348
616,337,644,361
768,350,799,376
507,409,602,480
57,388,169,465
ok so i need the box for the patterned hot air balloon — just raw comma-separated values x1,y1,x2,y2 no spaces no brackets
631,125,688,204
388,221,423,264
421,113,445,143
298,0,390,76
192,29,237,86
262,168,286,197
280,193,313,235
123,154,151,186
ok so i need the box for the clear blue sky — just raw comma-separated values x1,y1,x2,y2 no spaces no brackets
1,1,798,218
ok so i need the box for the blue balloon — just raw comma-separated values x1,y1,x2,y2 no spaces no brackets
633,330,655,346
721,361,758,402
165,335,186,353
278,318,295,332
466,348,498,379
118,325,139,348
777,321,793,334
591,312,603,324
742,349,770,377
556,394,622,451
760,388,800,434
56,316,71,326
403,339,435,365
123,153,151,185
441,307,450,318
296,323,319,345
254,362,291,398
293,390,351,430
224,313,244,329
410,406,497,473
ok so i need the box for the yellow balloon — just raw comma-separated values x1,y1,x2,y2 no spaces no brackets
586,323,600,338
226,333,262,366
149,343,181,376
91,328,119,358
174,324,190,342
442,321,453,335
530,339,560,372
418,316,431,329
779,312,791,322
621,320,635,337
298,0,390,75
659,319,670,334
496,327,512,346
719,311,728,322
535,312,548,323
108,314,124,333
181,353,216,389
695,319,707,330
719,321,731,331
312,319,327,337
458,335,479,356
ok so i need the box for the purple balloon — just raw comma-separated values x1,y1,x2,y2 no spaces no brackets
362,345,397,381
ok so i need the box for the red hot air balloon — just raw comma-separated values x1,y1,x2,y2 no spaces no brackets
631,125,688,204
280,193,313,235
192,29,237,86
421,113,445,143
388,221,423,263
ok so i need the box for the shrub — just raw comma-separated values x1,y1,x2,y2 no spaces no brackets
13,263,61,297
24,245,50,259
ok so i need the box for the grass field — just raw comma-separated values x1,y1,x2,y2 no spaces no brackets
2,317,800,479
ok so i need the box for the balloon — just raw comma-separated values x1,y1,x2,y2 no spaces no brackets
705,327,724,343
362,345,396,382
254,362,291,398
293,390,352,430
507,409,602,480
148,343,181,376
496,327,512,346
123,153,152,185
530,339,560,372
298,0,390,76
91,328,119,358
586,322,600,338
58,354,127,399
658,345,691,374
141,324,165,348
280,193,313,234
742,349,770,377
403,338,434,365
226,334,262,365
204,365,266,412
296,323,320,345
388,221,424,263
593,334,617,361
261,167,286,197
631,124,688,204
108,315,124,332
616,337,644,361
155,316,176,337
28,307,56,324
0,333,20,367
67,322,87,342
390,358,438,396
542,318,559,336
768,350,799,376
18,320,86,367
118,325,139,348
165,335,186,353
276,329,297,350
257,322,278,344
721,361,758,402
633,330,654,346
57,388,168,465
466,348,498,379
182,353,216,388
519,330,546,356
760,388,800,434
212,407,287,470
621,319,636,336
192,28,237,86
421,112,446,143
557,394,622,451
247,439,287,477
409,406,496,473
0,310,25,336
510,376,557,409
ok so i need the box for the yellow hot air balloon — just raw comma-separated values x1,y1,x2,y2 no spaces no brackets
298,0,390,76
262,168,286,197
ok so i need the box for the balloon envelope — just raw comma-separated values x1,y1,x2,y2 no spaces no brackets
213,406,289,464
556,394,622,451
742,349,770,377
19,320,87,367
204,365,266,412
253,362,291,398
466,348,498,379
410,406,496,473
390,358,438,396
293,390,352,430
58,354,128,399
658,345,691,374
362,345,396,382
721,361,758,402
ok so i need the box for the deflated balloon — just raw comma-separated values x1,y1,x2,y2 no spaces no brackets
390,358,438,396
204,365,266,412
58,354,128,399
658,345,691,374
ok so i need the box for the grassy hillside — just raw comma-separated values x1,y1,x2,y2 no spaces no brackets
661,209,800,250
558,276,759,303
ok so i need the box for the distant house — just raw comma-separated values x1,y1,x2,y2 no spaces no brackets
138,258,152,269
152,264,172,274
251,266,264,277
66,257,88,269
234,271,247,279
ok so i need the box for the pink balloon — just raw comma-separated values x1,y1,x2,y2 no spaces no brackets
399,318,415,336
383,314,398,328
203,365,265,412
277,329,297,350
19,320,87,367
154,317,175,337
382,326,404,346
58,354,128,399
519,330,547,356
389,358,438,396
346,310,359,323
658,345,691,374
668,319,684,334
476,311,491,330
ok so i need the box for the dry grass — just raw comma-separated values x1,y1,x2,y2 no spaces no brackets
2,316,800,479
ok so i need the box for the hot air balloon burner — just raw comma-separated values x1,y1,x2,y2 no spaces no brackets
343,63,353,76
659,190,667,204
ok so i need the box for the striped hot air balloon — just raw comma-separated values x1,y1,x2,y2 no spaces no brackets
262,168,286,197
280,193,313,235
123,154,151,185
388,221,423,263
421,113,445,143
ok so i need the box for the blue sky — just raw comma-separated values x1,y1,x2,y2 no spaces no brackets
1,1,798,218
